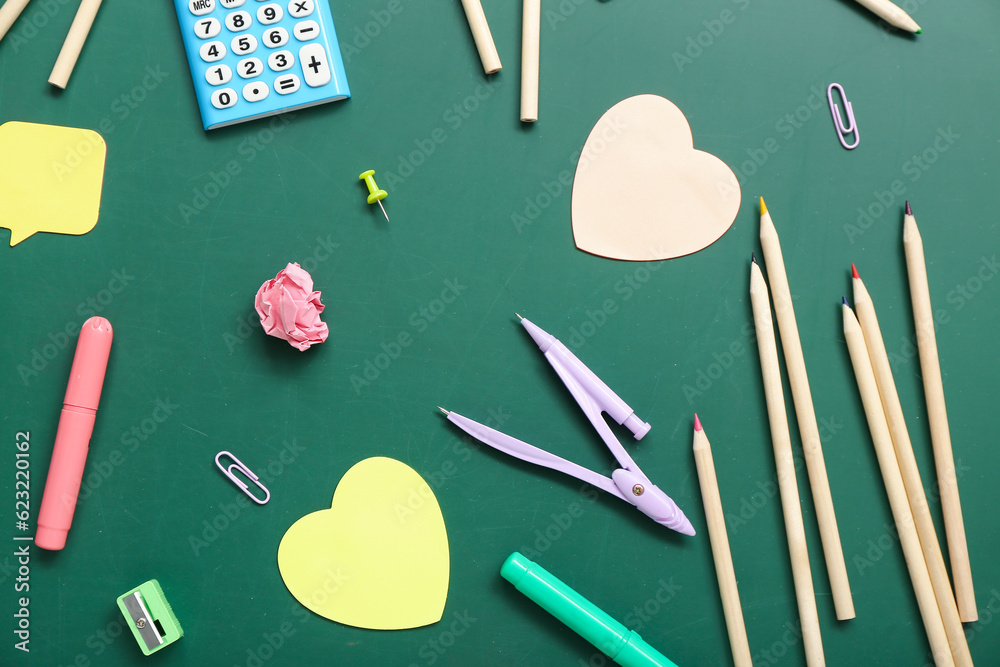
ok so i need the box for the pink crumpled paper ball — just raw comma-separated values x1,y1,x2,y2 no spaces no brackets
254,263,329,351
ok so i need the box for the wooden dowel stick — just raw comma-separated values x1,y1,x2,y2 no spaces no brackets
0,0,32,43
459,0,501,74
904,206,977,622
693,415,753,667
853,271,973,666
520,0,540,122
759,199,855,620
842,303,955,667
48,0,103,89
750,259,825,667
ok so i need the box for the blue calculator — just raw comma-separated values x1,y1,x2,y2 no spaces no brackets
174,0,350,130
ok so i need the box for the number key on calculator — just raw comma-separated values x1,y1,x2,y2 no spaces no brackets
174,0,350,130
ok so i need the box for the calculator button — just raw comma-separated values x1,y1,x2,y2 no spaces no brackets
267,50,294,71
274,74,300,95
194,17,221,38
206,64,233,85
262,27,288,47
199,40,227,62
257,3,283,24
225,10,252,31
242,81,270,102
287,0,313,18
299,43,330,87
220,0,245,7
293,20,319,41
188,0,215,16
231,33,258,54
211,88,238,109
237,57,263,78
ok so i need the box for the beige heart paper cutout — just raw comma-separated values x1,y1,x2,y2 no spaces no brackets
571,94,741,261
277,457,449,630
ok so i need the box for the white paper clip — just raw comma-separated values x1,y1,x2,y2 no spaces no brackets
827,83,859,150
215,451,270,504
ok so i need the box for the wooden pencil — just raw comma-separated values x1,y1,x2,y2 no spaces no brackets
693,415,753,667
48,0,104,88
520,0,540,122
903,202,976,622
759,199,855,620
853,267,973,666
852,0,921,33
459,0,502,74
842,301,954,667
750,258,825,667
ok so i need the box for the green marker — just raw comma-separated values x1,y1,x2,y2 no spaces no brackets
501,552,679,667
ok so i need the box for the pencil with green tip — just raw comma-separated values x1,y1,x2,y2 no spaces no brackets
851,0,921,33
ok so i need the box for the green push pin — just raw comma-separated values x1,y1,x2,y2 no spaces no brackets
359,169,389,222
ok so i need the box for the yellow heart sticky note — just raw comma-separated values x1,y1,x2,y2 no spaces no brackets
0,121,106,246
277,457,450,630
571,95,741,261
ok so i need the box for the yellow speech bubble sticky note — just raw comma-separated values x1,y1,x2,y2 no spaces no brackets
0,121,106,246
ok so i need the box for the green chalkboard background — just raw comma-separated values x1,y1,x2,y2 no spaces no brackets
2,0,999,665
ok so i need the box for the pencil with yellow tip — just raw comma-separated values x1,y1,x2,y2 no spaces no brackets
758,198,855,621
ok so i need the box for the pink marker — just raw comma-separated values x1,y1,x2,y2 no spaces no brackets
36,317,113,551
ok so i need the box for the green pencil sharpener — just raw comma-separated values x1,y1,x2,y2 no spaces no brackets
116,579,184,656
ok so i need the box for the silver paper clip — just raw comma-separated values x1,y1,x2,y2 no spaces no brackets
828,83,859,150
215,451,270,504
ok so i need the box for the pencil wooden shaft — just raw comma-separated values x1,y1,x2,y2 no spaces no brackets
750,263,825,667
760,209,854,620
853,0,921,32
904,213,976,622
0,0,32,43
459,0,502,74
693,423,753,667
520,0,540,122
843,305,954,667
48,0,104,88
854,278,973,667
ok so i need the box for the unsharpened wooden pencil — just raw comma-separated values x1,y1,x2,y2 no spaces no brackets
48,0,104,88
853,266,973,666
520,0,540,122
750,257,825,667
842,300,954,667
459,0,502,74
759,199,855,620
693,414,753,667
903,202,976,622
